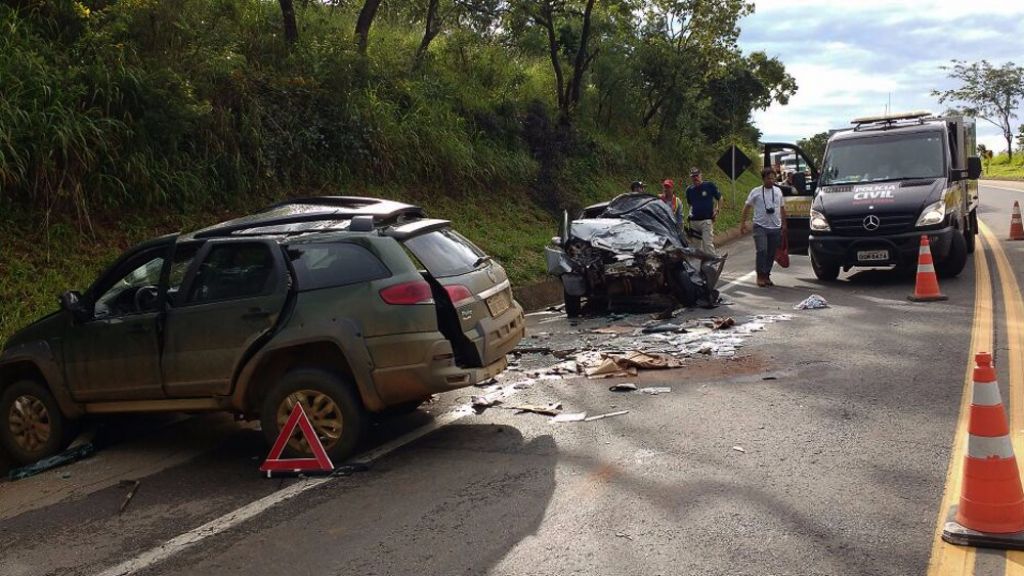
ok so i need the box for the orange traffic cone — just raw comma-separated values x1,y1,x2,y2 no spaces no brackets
907,235,947,302
1010,201,1024,240
943,352,1024,549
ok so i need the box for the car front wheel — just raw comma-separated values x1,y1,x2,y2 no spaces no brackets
261,368,367,464
0,380,77,465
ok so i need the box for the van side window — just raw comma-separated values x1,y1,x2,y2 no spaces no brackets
187,243,276,303
288,243,390,291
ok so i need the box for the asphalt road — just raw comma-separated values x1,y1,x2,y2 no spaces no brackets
3,181,1024,576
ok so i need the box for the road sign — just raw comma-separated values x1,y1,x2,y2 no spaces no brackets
260,403,334,476
716,145,752,181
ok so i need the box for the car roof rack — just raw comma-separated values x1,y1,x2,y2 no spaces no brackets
192,196,425,239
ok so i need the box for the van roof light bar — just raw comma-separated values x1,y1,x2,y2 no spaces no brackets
851,110,933,125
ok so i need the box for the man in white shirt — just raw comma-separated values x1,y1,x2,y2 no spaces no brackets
740,168,788,287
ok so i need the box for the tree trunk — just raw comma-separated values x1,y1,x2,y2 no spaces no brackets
536,7,565,116
413,0,440,69
355,0,383,54
566,0,596,113
278,0,298,44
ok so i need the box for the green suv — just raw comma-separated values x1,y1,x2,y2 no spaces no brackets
0,197,526,464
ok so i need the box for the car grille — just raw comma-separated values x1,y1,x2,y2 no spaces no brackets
829,213,917,236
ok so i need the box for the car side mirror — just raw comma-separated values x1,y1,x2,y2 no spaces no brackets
59,291,88,322
967,156,982,180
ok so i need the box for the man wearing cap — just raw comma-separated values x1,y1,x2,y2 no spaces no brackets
685,168,721,256
660,179,684,233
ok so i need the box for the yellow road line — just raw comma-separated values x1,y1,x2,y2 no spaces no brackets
927,231,993,576
978,223,1024,576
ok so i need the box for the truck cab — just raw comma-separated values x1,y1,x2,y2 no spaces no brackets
802,111,981,280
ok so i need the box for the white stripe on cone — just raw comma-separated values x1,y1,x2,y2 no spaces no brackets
973,381,1004,406
967,434,1016,459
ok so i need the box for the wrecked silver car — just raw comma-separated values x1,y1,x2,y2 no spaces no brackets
545,193,726,317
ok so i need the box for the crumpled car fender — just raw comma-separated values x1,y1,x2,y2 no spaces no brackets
544,246,574,275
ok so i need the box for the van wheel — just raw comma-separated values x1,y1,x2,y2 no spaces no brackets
0,380,77,465
261,368,367,463
564,291,582,318
937,231,968,278
810,250,840,282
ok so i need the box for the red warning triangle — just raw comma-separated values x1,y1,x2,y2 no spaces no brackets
260,403,334,475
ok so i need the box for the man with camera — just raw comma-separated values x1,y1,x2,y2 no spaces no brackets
739,168,788,287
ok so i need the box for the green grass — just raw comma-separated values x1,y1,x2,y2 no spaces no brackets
983,153,1024,180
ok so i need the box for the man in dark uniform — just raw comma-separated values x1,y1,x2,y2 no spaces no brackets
685,167,721,256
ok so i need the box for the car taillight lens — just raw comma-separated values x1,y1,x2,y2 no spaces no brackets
444,285,473,303
379,281,434,305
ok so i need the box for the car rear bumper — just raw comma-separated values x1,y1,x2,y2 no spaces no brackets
366,304,525,409
809,226,954,268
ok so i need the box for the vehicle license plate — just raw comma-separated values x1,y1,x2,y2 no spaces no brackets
486,290,511,317
857,249,889,262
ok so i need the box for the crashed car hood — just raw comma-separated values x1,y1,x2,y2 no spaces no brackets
570,219,671,254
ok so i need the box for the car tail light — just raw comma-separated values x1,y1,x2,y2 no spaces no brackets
379,281,434,305
444,285,473,303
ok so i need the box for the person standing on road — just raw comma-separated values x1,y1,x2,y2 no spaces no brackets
660,179,685,233
684,167,721,256
740,167,788,287
630,180,646,194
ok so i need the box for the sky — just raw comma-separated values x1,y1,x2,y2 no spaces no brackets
738,0,1024,153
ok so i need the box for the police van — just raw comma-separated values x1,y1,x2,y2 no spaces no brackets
766,111,981,280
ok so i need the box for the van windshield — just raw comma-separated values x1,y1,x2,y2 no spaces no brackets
820,131,945,185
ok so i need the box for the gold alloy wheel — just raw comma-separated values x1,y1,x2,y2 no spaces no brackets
276,389,343,453
8,394,51,453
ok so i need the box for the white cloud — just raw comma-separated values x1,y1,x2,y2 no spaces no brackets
740,0,1024,154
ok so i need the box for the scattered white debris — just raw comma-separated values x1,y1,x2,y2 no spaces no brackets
609,382,639,392
794,294,829,310
732,445,746,453
638,387,671,395
584,410,630,422
552,412,588,423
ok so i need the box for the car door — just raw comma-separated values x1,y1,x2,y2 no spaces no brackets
63,244,170,402
160,239,289,397
391,220,521,368
763,142,819,255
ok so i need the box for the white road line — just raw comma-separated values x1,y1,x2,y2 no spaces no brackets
719,270,757,292
93,386,522,576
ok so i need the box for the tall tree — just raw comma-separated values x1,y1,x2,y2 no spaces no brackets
797,131,829,167
412,0,504,69
278,0,298,44
933,60,1024,162
513,0,599,123
355,0,383,54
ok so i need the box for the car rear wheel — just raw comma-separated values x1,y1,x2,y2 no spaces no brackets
261,368,367,463
564,291,582,318
0,380,78,465
937,230,968,278
810,250,840,282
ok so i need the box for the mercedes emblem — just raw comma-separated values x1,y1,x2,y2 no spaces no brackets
863,214,881,231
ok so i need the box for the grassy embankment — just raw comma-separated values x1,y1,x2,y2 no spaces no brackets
0,1,771,344
0,171,760,344
983,152,1024,180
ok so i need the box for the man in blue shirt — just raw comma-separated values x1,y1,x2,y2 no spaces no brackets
685,167,721,256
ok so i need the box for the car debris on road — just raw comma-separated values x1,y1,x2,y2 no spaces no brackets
794,294,830,310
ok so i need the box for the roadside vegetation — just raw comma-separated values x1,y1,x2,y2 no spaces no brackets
982,152,1024,180
0,0,790,343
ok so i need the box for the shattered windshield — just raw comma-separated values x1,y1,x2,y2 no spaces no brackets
820,131,945,185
